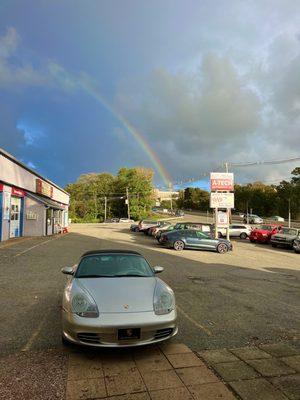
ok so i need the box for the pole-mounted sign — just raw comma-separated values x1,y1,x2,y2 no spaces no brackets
210,172,234,239
210,173,234,191
210,192,234,209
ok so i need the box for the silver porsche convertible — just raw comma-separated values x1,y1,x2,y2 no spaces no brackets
61,250,177,347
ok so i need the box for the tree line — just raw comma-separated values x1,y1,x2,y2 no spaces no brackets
66,167,300,222
176,168,300,219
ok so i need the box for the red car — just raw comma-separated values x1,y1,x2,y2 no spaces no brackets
249,224,282,244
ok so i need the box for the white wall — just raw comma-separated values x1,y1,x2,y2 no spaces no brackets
0,154,69,205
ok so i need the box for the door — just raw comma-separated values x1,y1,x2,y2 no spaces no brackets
10,197,21,238
46,208,54,235
230,225,241,237
184,230,198,248
194,231,216,249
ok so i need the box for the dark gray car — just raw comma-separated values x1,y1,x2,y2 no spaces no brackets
270,227,300,249
159,229,233,253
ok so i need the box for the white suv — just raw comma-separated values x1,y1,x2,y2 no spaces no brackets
218,224,252,239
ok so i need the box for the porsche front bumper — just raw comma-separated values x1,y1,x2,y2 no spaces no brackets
62,308,177,347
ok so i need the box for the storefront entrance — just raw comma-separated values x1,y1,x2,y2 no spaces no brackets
10,196,22,238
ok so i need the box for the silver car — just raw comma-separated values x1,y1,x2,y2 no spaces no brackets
61,250,177,347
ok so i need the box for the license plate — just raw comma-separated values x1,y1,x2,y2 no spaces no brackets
118,328,140,340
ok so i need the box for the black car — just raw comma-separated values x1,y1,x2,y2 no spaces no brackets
130,223,139,232
159,229,233,253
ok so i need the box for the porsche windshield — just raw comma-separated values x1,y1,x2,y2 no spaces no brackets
75,254,154,278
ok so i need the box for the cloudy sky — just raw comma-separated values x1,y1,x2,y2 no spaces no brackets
0,0,300,188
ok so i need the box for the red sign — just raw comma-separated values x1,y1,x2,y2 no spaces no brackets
11,187,25,197
210,173,234,191
0,183,3,192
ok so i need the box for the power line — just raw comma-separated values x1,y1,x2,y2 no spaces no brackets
228,156,300,168
166,156,300,188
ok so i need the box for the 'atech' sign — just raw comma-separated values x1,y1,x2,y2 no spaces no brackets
210,173,234,191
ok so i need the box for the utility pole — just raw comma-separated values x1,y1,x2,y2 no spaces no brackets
246,201,249,224
288,198,291,228
104,196,107,222
126,187,130,220
169,182,173,211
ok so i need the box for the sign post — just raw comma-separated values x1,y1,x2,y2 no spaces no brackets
210,172,234,240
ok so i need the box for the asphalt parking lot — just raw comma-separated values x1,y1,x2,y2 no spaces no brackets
0,219,299,399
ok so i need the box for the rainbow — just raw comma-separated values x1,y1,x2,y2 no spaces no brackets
50,64,171,187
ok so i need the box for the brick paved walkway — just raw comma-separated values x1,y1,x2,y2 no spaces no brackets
65,341,300,399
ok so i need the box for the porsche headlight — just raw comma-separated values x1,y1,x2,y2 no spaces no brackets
154,283,175,315
71,293,99,318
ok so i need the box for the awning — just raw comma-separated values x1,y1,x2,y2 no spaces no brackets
26,192,67,211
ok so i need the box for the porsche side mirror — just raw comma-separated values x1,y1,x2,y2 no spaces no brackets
153,266,164,274
61,266,74,275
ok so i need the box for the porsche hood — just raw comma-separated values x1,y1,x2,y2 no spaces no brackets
74,277,158,313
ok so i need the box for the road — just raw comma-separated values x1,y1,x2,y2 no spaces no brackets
0,220,299,358
178,209,300,228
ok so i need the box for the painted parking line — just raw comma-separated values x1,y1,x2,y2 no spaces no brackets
177,305,212,336
13,234,69,258
0,237,32,249
21,313,48,352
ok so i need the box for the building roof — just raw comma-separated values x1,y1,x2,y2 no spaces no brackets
26,192,67,210
0,147,69,195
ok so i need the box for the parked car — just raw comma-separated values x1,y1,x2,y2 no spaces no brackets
149,221,172,236
61,250,177,347
243,214,263,224
138,220,160,233
130,223,140,232
119,218,134,223
217,224,252,239
269,216,285,222
270,227,300,249
159,229,233,253
293,237,300,253
156,222,212,241
106,218,119,223
155,223,175,238
175,210,185,217
249,224,282,243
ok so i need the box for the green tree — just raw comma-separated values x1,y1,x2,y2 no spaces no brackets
65,172,115,222
114,167,154,220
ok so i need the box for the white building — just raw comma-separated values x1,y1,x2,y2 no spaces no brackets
153,188,179,206
0,148,69,241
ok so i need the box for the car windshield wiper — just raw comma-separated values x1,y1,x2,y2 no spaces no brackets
113,274,148,277
77,275,116,278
